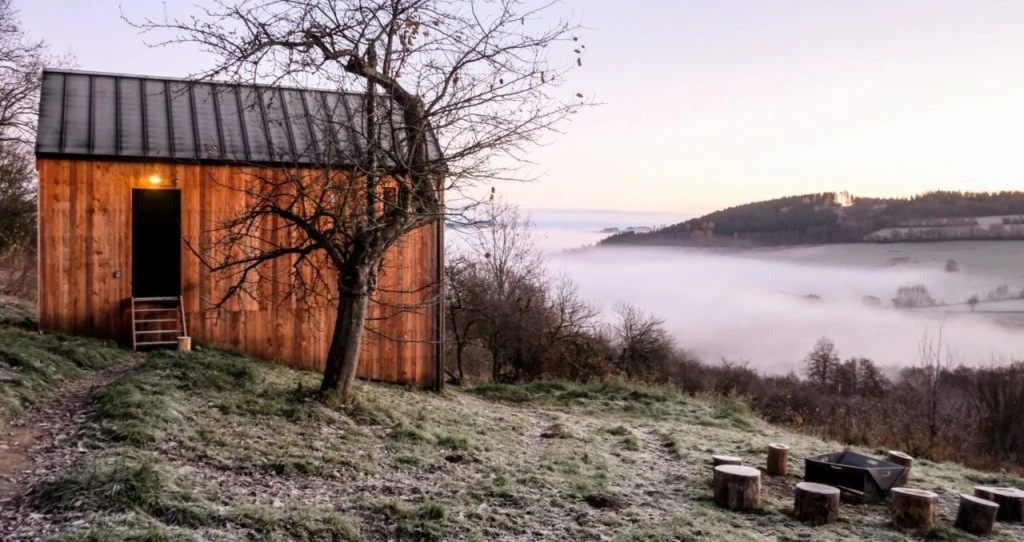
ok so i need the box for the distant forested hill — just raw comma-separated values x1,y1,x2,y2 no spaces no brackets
601,191,1024,247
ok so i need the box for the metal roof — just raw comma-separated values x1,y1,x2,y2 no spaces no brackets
36,69,440,167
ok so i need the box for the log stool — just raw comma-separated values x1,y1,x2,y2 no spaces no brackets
712,454,743,467
955,493,999,535
793,482,839,525
767,443,790,476
887,451,914,483
974,486,1024,522
713,465,761,511
891,487,938,531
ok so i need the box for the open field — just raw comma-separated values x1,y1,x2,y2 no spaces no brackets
1,338,1022,541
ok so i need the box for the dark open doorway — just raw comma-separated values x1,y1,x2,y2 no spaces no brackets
132,189,181,298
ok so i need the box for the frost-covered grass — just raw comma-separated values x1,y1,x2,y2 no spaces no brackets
26,347,1024,541
0,320,132,423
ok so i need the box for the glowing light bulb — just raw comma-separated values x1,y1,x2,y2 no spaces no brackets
149,175,162,185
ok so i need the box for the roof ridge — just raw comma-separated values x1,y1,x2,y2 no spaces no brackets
41,67,365,97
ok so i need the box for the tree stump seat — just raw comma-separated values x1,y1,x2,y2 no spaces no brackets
955,493,999,535
891,487,938,531
713,465,761,511
712,454,743,467
886,451,914,483
767,443,790,476
974,486,1024,522
793,482,839,525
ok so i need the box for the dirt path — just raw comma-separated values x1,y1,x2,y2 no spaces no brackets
0,361,137,537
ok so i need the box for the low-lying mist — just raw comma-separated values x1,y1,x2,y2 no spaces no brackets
548,244,1024,373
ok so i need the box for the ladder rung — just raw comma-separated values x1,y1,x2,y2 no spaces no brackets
136,341,180,346
134,297,181,302
135,308,180,313
135,319,180,324
135,329,182,336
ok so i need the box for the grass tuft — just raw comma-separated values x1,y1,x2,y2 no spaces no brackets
49,525,193,542
266,457,320,476
0,296,37,329
91,373,180,446
36,461,165,513
232,506,360,541
540,422,574,439
374,500,448,542
436,434,471,450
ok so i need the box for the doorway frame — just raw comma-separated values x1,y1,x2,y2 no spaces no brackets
130,185,183,299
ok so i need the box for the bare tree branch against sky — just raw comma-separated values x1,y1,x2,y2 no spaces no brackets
19,0,1024,213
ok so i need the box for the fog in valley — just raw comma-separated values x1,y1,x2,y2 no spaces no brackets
525,216,1024,374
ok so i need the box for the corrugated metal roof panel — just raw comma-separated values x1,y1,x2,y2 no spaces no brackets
144,80,171,158
167,82,196,158
239,86,270,162
62,74,92,154
117,78,144,156
92,76,118,156
282,88,316,161
37,72,65,153
36,68,443,170
216,86,247,161
260,88,292,162
191,83,222,160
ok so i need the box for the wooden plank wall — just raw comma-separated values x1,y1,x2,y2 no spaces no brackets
37,158,440,388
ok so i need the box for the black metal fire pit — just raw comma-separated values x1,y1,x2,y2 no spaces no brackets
804,450,907,503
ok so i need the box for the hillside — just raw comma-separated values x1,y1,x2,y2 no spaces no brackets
1,333,1023,540
601,191,1024,247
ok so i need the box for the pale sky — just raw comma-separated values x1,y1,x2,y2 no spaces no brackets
19,0,1024,215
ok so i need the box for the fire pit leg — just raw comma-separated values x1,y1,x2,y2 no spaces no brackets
794,482,839,525
955,494,999,535
713,465,760,511
974,486,1024,522
891,488,938,531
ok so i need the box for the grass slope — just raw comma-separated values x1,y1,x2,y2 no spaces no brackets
0,301,134,423
28,348,1024,541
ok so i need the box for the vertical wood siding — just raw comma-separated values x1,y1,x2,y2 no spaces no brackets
37,158,441,388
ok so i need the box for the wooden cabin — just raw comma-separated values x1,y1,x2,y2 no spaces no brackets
34,69,443,389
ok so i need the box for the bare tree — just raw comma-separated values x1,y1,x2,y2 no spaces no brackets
804,337,839,390
918,326,956,450
446,200,603,382
0,142,32,251
612,302,675,380
129,0,588,399
444,253,486,384
0,1,67,299
0,0,60,146
458,201,548,381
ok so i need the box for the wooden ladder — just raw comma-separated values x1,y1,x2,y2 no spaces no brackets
131,296,187,350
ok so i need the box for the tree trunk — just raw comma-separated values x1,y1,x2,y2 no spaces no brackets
794,482,840,525
766,443,790,476
974,486,1024,522
955,493,999,535
455,342,466,386
490,347,503,382
712,465,761,511
320,289,370,400
891,488,938,531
